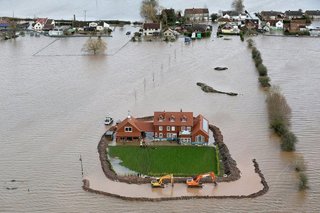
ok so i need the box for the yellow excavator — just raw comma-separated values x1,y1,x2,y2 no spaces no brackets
186,172,217,188
151,174,174,188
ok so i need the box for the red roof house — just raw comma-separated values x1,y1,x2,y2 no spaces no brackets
115,111,209,144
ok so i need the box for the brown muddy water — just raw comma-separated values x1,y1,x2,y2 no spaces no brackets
1,26,320,212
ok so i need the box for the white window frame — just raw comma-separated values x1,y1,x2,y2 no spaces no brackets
171,126,175,131
167,126,170,131
187,126,191,131
124,126,132,132
159,133,163,138
167,133,172,138
159,126,163,131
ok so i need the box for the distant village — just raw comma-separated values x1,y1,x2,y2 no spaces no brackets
0,7,320,41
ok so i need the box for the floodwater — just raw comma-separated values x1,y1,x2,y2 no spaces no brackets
1,26,320,212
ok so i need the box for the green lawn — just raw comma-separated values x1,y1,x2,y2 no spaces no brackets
108,146,219,176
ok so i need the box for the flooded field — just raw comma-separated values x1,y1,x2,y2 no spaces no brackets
1,26,320,212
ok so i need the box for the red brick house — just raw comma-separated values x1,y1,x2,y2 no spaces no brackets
116,116,154,142
115,111,209,144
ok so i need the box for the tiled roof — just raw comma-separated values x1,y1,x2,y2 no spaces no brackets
285,10,303,16
261,11,283,17
36,18,48,24
185,8,209,15
154,111,193,126
305,10,320,16
222,10,240,17
192,114,209,137
135,120,154,132
143,23,160,30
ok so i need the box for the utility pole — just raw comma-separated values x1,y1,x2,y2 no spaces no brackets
84,10,87,22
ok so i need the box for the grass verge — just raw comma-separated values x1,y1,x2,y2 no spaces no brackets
108,146,219,176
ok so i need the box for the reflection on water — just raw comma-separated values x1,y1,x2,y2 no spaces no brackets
1,25,320,212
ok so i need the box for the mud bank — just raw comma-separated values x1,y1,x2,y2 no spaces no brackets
82,159,268,201
98,122,240,184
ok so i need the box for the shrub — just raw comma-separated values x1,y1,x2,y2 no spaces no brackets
258,76,271,87
247,38,254,48
257,64,268,76
281,131,297,151
254,56,263,67
267,87,292,129
293,156,306,172
270,118,288,136
240,31,244,41
252,48,261,59
298,172,309,191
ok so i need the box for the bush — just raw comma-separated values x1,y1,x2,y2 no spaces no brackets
247,38,254,48
293,156,306,172
267,87,292,136
298,172,309,191
257,64,268,76
240,31,244,42
259,76,271,87
252,48,261,59
254,56,263,67
281,131,297,151
270,118,288,136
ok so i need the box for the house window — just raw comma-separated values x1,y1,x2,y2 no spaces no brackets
124,126,132,132
155,133,158,137
187,126,191,131
171,126,175,131
181,126,186,131
167,133,172,138
196,135,204,142
167,126,170,131
169,115,175,122
159,126,163,131
159,133,163,138
181,116,187,122
172,133,177,138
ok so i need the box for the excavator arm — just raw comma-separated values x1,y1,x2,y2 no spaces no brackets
186,172,217,188
151,174,174,188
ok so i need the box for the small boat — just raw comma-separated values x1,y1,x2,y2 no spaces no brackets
126,31,131,35
104,117,113,125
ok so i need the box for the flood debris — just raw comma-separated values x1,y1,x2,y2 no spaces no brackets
6,187,18,190
196,82,238,96
214,67,228,71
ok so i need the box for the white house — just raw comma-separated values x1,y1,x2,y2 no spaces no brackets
184,8,210,22
142,23,161,36
96,26,104,31
163,28,177,40
276,20,283,29
33,18,48,31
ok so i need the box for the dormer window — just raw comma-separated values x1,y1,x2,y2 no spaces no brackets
181,115,187,122
159,115,164,122
169,115,175,122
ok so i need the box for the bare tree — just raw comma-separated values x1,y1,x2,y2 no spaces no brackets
232,0,244,13
140,0,159,22
82,36,107,55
